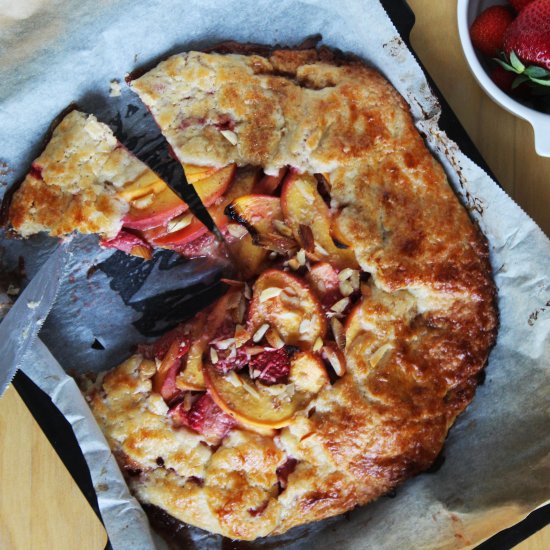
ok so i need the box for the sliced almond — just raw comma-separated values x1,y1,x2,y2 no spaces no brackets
215,338,235,350
131,193,155,209
253,323,270,343
167,213,193,233
323,346,346,376
236,296,246,324
299,319,311,335
338,268,354,282
227,223,248,238
210,347,219,365
313,336,324,352
260,287,283,303
281,292,301,309
266,328,285,349
330,318,346,350
264,384,287,396
296,249,307,266
283,286,297,297
331,297,350,314
242,379,261,399
339,279,354,297
234,324,251,347
287,258,300,271
154,357,162,370
314,242,329,257
226,370,243,388
369,343,393,368
273,219,293,237
247,346,267,356
244,283,252,300
220,129,238,145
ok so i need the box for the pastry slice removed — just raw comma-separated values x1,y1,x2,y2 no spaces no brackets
6,109,241,260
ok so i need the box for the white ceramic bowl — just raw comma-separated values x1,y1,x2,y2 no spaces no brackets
457,0,550,156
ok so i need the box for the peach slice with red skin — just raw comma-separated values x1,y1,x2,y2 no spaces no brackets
225,194,297,254
253,167,288,195
203,351,328,429
123,164,236,231
307,262,342,307
247,269,326,348
147,166,258,247
280,173,359,269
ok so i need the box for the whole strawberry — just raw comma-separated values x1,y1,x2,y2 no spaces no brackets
504,0,550,70
509,0,536,12
470,5,515,57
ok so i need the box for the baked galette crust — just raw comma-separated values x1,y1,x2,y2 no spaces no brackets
82,44,498,541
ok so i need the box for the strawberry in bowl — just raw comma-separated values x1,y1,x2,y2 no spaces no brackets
457,0,550,156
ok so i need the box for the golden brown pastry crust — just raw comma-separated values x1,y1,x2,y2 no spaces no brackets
9,111,155,239
82,44,498,540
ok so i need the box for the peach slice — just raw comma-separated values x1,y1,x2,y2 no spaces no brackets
228,233,268,280
117,170,167,202
183,164,219,184
203,351,328,429
123,164,236,231
280,173,358,269
123,186,188,230
226,195,297,254
253,167,288,195
247,269,326,348
306,262,341,306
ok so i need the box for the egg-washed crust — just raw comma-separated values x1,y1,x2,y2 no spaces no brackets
81,43,499,541
8,110,156,239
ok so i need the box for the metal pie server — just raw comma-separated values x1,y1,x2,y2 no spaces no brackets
0,243,69,396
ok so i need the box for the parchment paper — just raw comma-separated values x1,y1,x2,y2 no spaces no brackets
1,0,549,549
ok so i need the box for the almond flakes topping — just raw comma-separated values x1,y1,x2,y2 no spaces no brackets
252,323,270,343
220,129,238,145
331,297,350,314
167,213,193,233
260,287,283,302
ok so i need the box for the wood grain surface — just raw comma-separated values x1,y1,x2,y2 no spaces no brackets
0,1,548,549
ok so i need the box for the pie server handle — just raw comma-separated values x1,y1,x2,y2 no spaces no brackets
0,242,69,396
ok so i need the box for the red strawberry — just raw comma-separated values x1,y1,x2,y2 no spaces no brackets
470,6,515,57
170,393,236,442
504,0,550,70
249,348,292,385
510,0,536,12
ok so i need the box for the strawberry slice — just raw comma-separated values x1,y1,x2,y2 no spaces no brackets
138,325,188,361
276,457,298,490
170,393,237,442
249,348,293,385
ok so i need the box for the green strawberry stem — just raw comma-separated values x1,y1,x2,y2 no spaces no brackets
494,51,550,87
